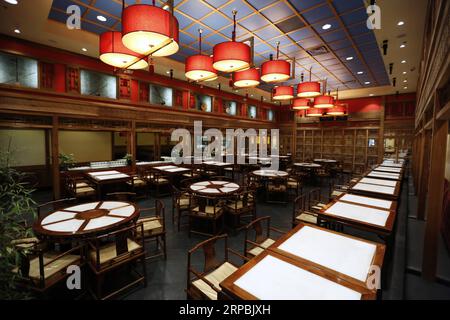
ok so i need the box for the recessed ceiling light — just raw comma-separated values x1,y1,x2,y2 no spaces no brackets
166,71,170,74
14,28,21,34
369,94,374,97
163,4,170,10
82,48,87,52
397,21,405,26
404,86,408,89
322,24,332,30
357,71,364,75
403,79,407,83
4,0,18,4
401,60,406,64
365,81,371,85
97,15,107,22
400,44,406,48
402,71,407,74
346,56,354,61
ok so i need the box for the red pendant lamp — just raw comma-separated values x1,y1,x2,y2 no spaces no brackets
292,98,310,110
185,29,217,82
273,86,294,100
233,68,260,88
213,10,251,72
327,88,346,115
314,79,335,108
306,108,324,117
99,31,148,70
261,42,290,83
297,67,321,98
122,1,179,57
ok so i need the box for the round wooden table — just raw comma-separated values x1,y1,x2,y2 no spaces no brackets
293,162,321,168
252,170,289,178
189,180,241,196
33,201,139,238
314,159,337,164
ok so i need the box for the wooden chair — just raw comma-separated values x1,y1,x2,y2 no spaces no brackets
244,216,285,258
292,193,318,227
189,195,225,237
186,234,247,300
126,173,148,199
136,199,167,260
65,177,96,201
13,241,84,297
87,223,146,300
209,175,232,182
287,172,303,197
106,192,136,202
147,169,171,198
37,198,76,219
172,185,191,231
266,176,288,203
309,188,328,213
225,189,256,229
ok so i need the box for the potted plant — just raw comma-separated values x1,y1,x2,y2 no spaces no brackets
58,152,75,171
123,153,133,166
0,139,36,299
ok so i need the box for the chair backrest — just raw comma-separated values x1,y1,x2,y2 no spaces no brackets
244,216,271,253
37,198,76,218
187,234,229,288
106,192,136,202
210,176,232,182
309,188,321,207
293,194,306,221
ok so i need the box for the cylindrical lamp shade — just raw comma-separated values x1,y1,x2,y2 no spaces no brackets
185,55,217,81
260,60,291,83
306,108,324,117
273,86,294,100
297,82,321,98
327,105,346,116
292,98,310,110
314,95,335,108
213,41,251,72
233,68,260,88
99,31,148,70
122,4,179,56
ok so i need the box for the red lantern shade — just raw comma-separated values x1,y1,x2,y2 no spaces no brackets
233,68,260,88
327,104,346,116
292,98,310,110
273,86,294,100
261,60,291,83
122,4,179,56
213,41,251,72
306,108,324,117
297,82,321,98
314,95,335,108
185,55,217,81
99,31,148,70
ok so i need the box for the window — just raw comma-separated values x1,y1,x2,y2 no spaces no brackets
150,84,173,106
223,100,237,116
80,69,117,99
267,110,274,121
0,52,38,88
196,94,212,112
248,105,257,119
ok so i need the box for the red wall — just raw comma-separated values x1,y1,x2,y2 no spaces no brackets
341,97,383,114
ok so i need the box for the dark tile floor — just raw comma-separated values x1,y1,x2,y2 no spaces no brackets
31,172,450,300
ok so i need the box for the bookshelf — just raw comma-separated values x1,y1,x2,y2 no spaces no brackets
295,127,381,173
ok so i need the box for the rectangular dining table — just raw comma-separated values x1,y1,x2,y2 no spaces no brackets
319,193,397,238
267,224,385,290
349,176,402,200
366,170,402,181
220,245,377,300
86,170,132,199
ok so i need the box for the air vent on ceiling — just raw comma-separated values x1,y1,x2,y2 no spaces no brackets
307,45,329,56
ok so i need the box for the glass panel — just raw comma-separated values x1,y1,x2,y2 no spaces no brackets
196,94,212,112
248,105,257,119
136,132,157,161
80,69,117,99
150,84,173,106
223,100,237,116
267,110,274,121
0,52,38,88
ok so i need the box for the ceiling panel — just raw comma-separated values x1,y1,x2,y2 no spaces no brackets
47,0,391,91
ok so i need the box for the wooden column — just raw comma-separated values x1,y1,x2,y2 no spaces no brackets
422,93,448,280
417,129,427,219
51,116,60,200
129,121,137,172
378,97,385,162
